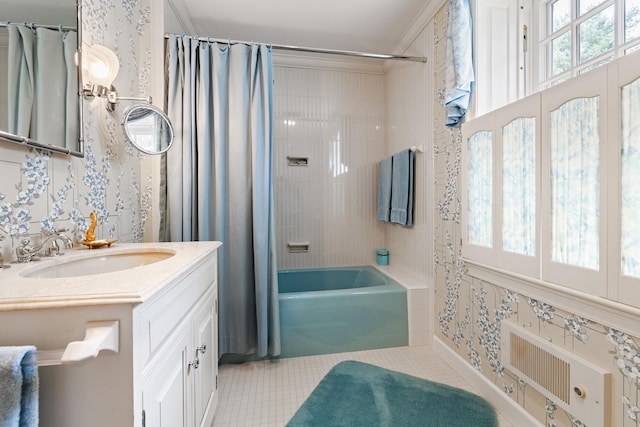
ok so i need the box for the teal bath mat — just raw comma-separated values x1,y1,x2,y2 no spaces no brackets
286,360,498,427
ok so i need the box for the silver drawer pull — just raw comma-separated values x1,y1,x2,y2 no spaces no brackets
196,344,207,355
189,358,199,369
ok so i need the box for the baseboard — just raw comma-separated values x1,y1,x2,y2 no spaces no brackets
433,337,543,427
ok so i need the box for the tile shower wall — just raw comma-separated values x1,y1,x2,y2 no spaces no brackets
432,4,640,427
0,0,152,262
383,19,435,348
273,66,386,269
384,27,434,283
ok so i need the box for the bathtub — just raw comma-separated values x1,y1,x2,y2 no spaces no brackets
278,265,408,358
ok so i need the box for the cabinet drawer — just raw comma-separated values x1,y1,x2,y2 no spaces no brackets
138,253,217,367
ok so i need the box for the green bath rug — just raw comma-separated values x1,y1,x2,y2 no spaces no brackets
286,360,498,427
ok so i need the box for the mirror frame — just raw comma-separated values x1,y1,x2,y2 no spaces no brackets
0,0,84,157
122,104,174,155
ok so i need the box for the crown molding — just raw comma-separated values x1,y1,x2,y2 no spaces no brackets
165,0,197,35
164,0,443,74
383,0,445,73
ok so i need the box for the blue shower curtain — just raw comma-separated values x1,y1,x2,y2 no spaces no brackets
162,35,280,357
7,23,77,148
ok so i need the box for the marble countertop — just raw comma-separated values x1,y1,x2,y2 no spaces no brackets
0,241,221,311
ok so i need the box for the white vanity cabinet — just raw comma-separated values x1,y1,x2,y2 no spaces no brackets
193,289,218,426
137,253,218,427
0,241,221,427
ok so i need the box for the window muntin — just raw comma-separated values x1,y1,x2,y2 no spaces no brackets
550,96,600,269
578,56,613,73
503,118,537,256
467,131,493,248
621,78,640,277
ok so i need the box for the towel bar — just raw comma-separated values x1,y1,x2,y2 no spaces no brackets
23,320,119,367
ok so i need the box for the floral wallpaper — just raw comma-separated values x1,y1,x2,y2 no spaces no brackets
0,0,153,262
433,5,640,427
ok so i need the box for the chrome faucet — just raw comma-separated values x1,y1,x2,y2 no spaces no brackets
15,229,74,263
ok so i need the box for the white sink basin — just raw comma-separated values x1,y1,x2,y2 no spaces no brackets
21,251,175,279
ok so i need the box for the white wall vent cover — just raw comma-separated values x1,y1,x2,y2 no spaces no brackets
501,321,611,427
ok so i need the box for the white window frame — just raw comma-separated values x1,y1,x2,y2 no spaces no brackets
609,52,640,303
461,114,496,266
495,94,541,278
539,65,609,296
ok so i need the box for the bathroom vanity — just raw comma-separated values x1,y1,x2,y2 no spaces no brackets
0,241,221,427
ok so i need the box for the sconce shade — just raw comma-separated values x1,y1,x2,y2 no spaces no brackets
83,44,119,87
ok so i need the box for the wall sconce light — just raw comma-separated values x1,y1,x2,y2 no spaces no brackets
82,44,120,111
82,44,151,111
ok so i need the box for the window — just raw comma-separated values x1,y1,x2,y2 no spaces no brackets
538,0,640,88
472,0,640,115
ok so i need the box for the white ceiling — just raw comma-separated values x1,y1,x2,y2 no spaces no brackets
180,0,435,54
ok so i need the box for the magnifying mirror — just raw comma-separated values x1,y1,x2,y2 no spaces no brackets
122,104,174,154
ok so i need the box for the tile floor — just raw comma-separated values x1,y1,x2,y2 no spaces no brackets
212,346,515,427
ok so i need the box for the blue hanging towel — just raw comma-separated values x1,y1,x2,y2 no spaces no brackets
444,0,475,127
0,346,38,427
390,149,415,226
377,156,393,222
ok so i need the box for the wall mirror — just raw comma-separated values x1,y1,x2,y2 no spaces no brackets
123,104,174,155
0,0,83,157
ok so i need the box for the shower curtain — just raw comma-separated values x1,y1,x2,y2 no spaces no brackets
7,23,77,148
162,35,280,357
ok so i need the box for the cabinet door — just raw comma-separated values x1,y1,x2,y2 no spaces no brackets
142,325,193,427
194,288,217,427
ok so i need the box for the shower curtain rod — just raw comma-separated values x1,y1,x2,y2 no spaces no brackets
0,21,76,31
164,33,428,63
